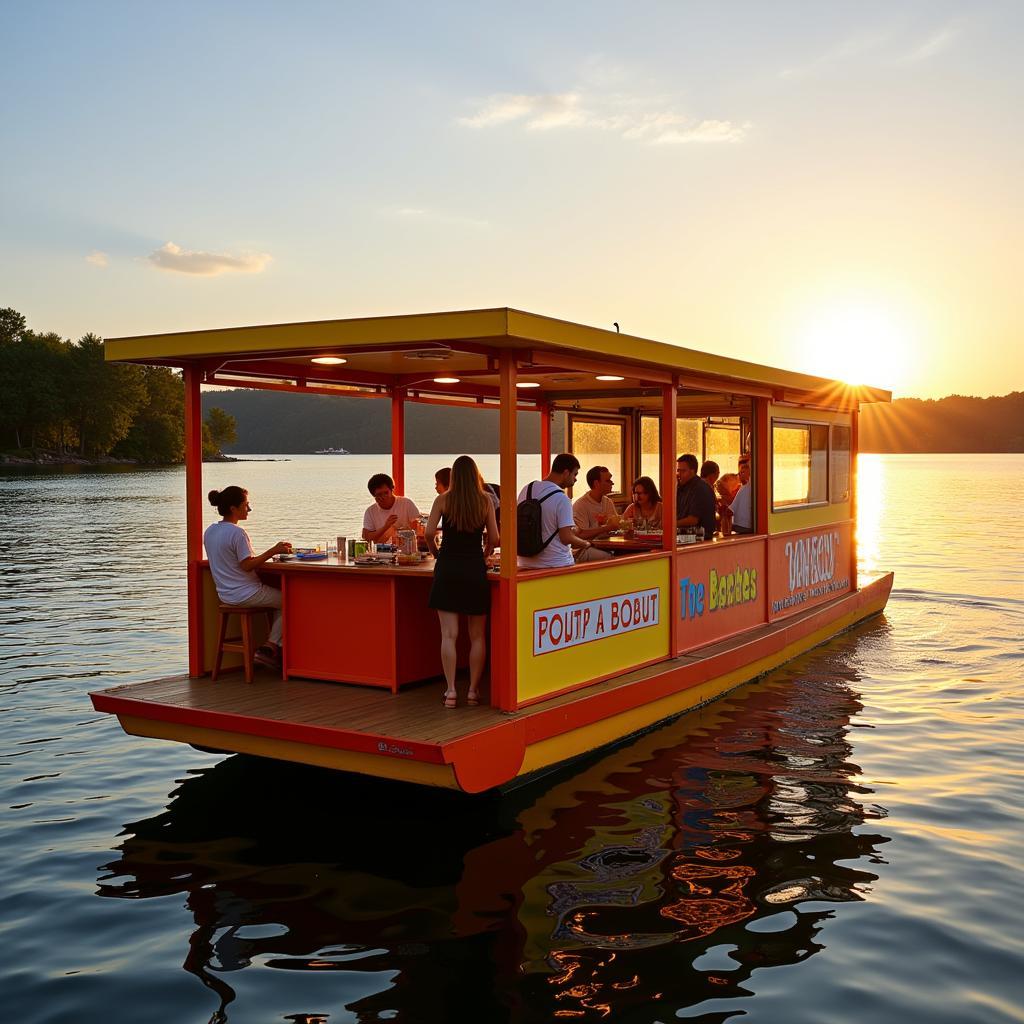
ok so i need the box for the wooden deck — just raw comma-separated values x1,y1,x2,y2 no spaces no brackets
93,572,892,742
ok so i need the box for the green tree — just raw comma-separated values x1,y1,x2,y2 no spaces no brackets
203,406,237,458
113,366,185,463
0,307,27,345
66,334,145,456
0,330,68,451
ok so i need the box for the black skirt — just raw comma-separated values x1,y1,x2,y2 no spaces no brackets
429,523,490,615
429,552,490,615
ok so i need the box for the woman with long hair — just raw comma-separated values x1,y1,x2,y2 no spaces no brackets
425,455,499,708
623,476,664,529
204,486,292,669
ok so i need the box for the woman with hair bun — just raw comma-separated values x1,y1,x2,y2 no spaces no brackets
204,486,292,670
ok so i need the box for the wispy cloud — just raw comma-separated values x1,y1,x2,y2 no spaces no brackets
146,241,272,276
459,92,748,145
898,22,960,63
780,30,890,80
382,206,490,229
85,250,108,268
781,21,962,79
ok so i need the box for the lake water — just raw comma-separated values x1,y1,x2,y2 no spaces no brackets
1,453,1022,1024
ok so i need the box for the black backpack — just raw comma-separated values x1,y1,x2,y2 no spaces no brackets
517,482,559,556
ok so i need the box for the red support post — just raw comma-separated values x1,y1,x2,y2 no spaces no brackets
661,380,679,654
539,401,552,476
494,352,519,711
754,398,770,533
850,406,859,590
754,397,771,623
183,364,205,677
391,387,406,494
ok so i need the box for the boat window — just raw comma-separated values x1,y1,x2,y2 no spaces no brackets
640,416,742,481
704,419,742,474
772,421,830,509
830,425,851,503
569,417,624,493
639,415,661,481
677,418,702,462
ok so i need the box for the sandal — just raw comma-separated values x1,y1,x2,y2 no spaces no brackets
466,690,480,707
442,692,458,709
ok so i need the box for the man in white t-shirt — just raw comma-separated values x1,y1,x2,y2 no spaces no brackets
517,453,593,569
362,472,421,543
572,465,617,562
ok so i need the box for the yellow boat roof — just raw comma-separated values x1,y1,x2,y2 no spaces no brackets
105,306,891,406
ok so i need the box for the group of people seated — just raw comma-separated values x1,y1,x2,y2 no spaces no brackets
516,451,754,569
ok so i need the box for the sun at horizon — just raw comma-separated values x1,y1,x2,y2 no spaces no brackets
793,303,917,392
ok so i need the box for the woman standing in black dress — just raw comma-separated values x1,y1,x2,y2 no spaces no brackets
425,455,500,708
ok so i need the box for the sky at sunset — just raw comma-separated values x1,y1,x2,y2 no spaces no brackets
2,1,1020,399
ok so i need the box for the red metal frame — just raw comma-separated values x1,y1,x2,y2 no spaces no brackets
184,364,205,677
391,388,406,493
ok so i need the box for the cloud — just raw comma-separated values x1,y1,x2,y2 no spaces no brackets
383,207,489,229
146,241,272,276
781,21,961,79
459,91,747,145
85,250,108,268
898,22,959,63
652,119,751,145
780,30,890,80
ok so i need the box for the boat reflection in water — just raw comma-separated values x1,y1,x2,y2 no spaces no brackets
97,630,891,1022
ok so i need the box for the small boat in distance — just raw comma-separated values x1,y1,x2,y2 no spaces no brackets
313,446,350,454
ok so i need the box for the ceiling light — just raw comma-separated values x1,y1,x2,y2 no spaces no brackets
311,356,347,365
595,374,624,382
516,381,541,389
433,376,461,384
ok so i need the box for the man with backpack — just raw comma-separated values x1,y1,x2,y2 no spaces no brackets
516,453,593,569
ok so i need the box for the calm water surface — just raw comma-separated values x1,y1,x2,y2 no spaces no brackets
1,454,1022,1024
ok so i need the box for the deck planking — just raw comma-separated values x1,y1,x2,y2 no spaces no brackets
93,578,891,749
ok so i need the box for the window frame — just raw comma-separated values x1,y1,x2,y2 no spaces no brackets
771,418,832,512
567,413,629,500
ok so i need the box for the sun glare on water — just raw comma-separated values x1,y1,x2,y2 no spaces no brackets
795,304,915,391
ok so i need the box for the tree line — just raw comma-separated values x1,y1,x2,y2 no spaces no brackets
4,304,1019,459
0,306,235,463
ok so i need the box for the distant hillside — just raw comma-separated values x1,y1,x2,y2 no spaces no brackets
201,389,565,453
860,392,1024,453
201,388,1023,456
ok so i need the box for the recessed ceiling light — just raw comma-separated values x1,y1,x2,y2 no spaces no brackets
311,356,347,365
433,376,461,384
516,381,541,389
595,374,624,382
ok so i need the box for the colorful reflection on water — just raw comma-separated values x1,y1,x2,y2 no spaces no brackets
97,638,889,1022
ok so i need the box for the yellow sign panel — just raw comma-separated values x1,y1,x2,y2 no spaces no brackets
516,558,670,704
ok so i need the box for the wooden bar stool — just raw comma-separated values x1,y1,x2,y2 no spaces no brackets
212,604,277,683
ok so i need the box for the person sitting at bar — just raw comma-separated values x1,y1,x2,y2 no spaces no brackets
733,468,757,536
362,473,420,544
434,467,451,494
517,453,592,569
204,486,292,670
624,476,664,529
737,453,751,487
571,465,618,562
676,453,717,540
700,460,720,490
715,472,741,536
